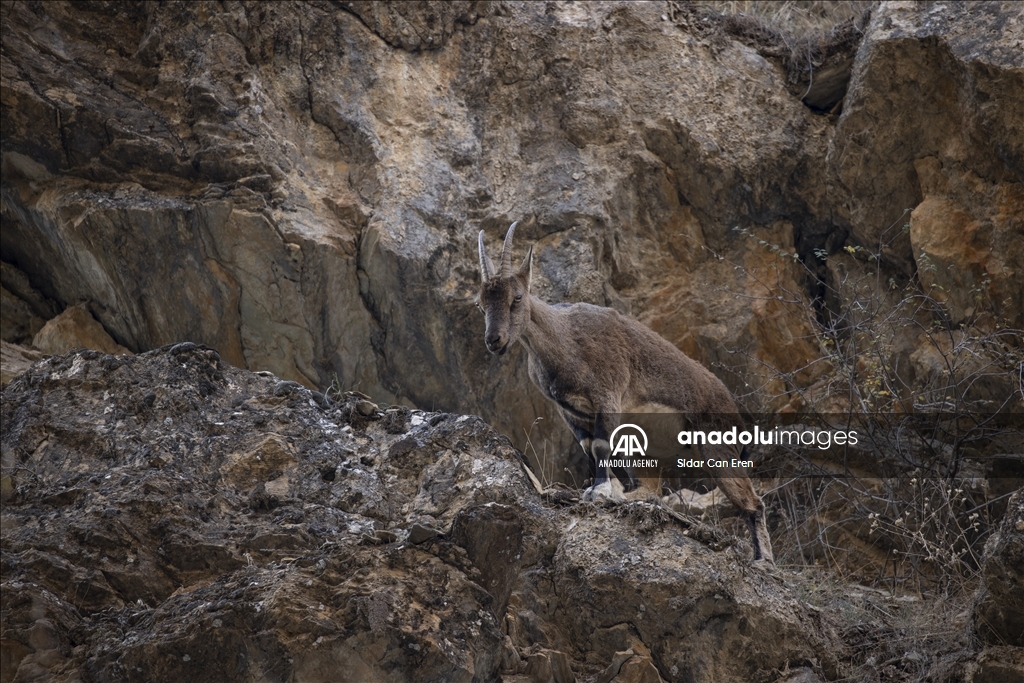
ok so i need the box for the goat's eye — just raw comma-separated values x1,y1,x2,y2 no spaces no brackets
513,295,523,303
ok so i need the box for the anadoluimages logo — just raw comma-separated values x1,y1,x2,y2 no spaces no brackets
609,423,648,457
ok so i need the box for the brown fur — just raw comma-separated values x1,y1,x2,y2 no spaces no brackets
478,224,773,563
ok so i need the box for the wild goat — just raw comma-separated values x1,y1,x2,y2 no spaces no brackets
478,222,773,563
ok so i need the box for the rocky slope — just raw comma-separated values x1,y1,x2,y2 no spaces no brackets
2,346,844,683
1,3,1022,680
3,345,1020,682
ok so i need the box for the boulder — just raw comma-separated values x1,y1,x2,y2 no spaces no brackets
828,1,1024,275
32,303,132,356
909,156,1024,327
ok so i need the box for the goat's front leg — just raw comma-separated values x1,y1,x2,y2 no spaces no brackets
582,411,637,502
558,408,593,461
557,408,598,486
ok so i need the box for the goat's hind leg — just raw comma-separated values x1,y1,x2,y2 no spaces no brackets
745,505,773,565
716,474,774,564
705,441,774,563
720,474,774,564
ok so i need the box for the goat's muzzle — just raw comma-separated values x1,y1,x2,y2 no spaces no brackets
486,333,509,355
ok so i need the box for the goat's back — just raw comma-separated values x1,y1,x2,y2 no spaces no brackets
557,302,736,414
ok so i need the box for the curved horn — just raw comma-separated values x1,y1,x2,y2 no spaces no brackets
478,230,495,281
499,221,519,276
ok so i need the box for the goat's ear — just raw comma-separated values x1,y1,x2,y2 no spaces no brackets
478,230,495,282
519,245,533,291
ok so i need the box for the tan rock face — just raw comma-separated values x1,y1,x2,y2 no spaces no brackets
32,304,132,356
641,222,828,410
910,157,1024,327
828,2,1024,273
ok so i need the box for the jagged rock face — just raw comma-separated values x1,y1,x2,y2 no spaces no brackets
828,1,1024,277
971,489,1024,683
0,347,844,682
2,1,1022,469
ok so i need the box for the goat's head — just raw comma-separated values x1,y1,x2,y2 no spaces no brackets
477,222,533,355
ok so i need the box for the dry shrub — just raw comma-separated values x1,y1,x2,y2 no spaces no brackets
790,568,980,682
701,211,1023,677
699,0,877,36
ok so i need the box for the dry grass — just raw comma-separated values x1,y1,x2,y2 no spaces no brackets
698,0,878,36
789,568,980,682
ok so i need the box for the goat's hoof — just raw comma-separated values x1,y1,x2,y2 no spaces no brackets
583,480,625,503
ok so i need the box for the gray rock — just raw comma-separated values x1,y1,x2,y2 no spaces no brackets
0,346,845,683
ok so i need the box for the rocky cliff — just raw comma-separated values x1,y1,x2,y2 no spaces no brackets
2,2,1023,681
3,1,1021,463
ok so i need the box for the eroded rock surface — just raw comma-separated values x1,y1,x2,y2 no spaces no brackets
828,2,1024,274
6,2,1020,473
1,347,844,683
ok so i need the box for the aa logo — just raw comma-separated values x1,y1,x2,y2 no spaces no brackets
609,424,648,457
